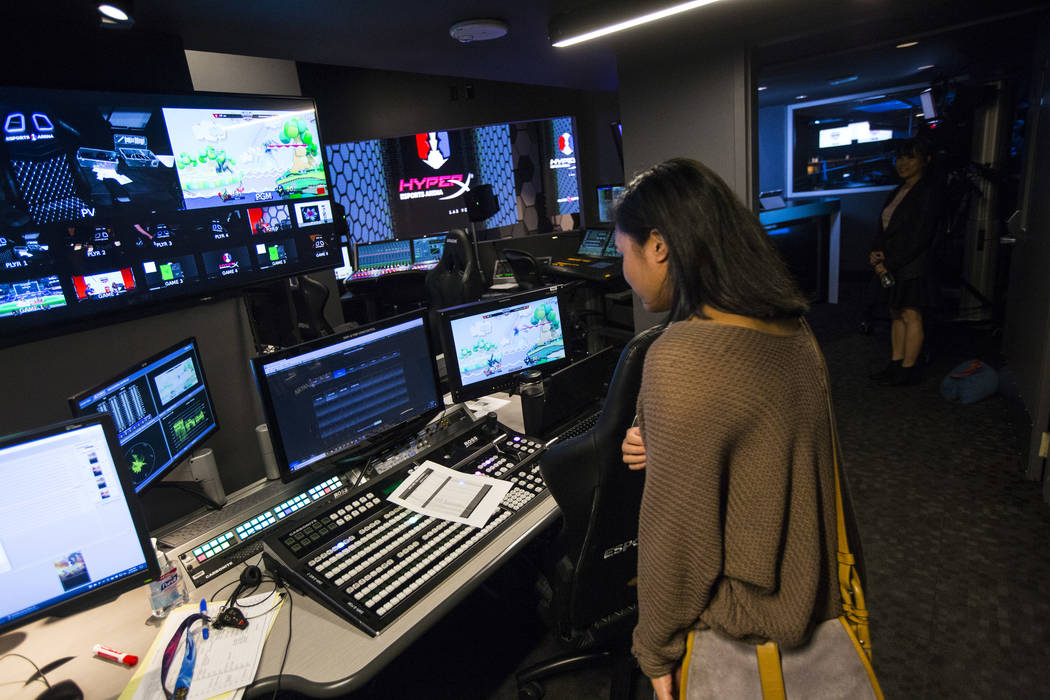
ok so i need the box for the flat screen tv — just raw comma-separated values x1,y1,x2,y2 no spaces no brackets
0,86,339,346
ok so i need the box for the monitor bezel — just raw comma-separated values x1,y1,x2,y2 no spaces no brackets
250,309,443,483
66,336,219,493
437,285,574,403
0,413,161,635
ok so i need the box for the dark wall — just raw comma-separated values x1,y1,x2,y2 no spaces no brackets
296,62,622,229
758,105,787,194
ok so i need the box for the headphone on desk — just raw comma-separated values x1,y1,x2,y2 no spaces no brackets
227,564,263,610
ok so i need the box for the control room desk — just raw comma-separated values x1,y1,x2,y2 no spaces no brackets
0,398,561,699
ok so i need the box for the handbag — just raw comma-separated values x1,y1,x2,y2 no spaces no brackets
679,323,884,700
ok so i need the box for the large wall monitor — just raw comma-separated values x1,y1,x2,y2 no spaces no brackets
0,87,339,346
438,286,572,402
251,312,442,480
69,338,218,493
326,116,581,245
0,414,159,634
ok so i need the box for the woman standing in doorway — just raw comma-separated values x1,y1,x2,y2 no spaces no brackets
869,138,942,386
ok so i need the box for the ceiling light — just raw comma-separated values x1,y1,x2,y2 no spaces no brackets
98,3,134,26
98,4,128,20
796,95,808,100
828,75,858,86
449,19,509,43
918,64,935,70
551,0,726,48
757,86,768,91
896,41,918,48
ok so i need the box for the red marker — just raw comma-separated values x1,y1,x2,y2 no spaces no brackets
93,644,138,667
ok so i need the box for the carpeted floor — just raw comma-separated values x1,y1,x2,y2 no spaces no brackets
341,299,1050,700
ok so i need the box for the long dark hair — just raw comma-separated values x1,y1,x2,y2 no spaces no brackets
614,158,809,322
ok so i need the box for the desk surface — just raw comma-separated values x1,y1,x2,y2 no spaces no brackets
0,398,560,699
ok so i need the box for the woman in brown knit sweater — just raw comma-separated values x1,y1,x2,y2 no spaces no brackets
614,158,847,699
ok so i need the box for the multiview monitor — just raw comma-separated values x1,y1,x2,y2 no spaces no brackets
437,285,572,403
69,338,218,493
0,414,159,634
0,86,339,346
251,311,442,481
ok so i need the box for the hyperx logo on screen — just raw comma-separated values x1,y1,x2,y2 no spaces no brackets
416,131,451,170
558,132,573,156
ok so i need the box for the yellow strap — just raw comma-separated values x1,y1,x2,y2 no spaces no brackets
679,629,695,699
755,642,786,700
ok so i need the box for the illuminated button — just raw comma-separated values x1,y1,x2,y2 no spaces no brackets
197,554,206,562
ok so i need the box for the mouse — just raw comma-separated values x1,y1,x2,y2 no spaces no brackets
34,679,83,700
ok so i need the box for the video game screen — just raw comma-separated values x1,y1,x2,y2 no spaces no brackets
443,289,567,401
0,86,339,346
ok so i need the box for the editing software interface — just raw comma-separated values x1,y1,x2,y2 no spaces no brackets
577,229,612,257
441,287,569,402
0,87,339,341
410,234,445,269
253,314,441,477
0,416,156,633
69,338,218,492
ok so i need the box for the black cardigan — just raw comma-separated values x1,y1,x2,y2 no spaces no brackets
871,176,943,281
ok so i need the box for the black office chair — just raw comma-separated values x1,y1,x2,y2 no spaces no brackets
424,228,485,309
516,324,664,700
501,248,548,290
290,274,334,341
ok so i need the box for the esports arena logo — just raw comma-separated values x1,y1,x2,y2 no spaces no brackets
550,131,576,170
400,131,473,201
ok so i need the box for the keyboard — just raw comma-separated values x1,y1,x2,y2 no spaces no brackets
552,410,601,442
262,430,548,636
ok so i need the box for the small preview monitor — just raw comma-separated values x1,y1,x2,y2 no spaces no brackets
69,338,218,493
595,185,624,224
251,311,442,480
411,234,446,268
0,414,159,634
438,286,571,403
578,229,612,257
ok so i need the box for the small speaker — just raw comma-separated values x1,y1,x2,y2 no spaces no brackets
465,184,499,222
255,424,281,480
189,448,227,506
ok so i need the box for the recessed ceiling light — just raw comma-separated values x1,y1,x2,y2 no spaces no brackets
918,64,935,70
896,41,918,48
98,4,129,21
449,19,509,43
551,0,727,47
915,113,925,118
828,75,858,86
796,95,808,100
757,86,768,91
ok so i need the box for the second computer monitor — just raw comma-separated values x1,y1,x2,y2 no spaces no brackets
438,286,572,403
578,229,612,257
251,311,442,480
69,338,218,493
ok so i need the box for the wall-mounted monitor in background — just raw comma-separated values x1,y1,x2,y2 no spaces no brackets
251,312,442,481
0,87,339,347
325,116,581,247
438,286,572,403
0,414,159,634
69,338,218,493
595,185,624,224
787,84,929,197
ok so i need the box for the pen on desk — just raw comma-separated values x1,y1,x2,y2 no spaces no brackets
200,598,209,640
93,644,138,666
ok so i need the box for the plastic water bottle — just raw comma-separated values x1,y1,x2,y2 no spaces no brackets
880,270,895,288
147,539,188,618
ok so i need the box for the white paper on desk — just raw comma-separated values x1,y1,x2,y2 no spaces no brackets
121,592,282,700
387,461,512,528
465,395,510,417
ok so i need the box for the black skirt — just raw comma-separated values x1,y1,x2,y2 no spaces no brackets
884,275,931,310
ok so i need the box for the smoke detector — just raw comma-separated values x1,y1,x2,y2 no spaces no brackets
449,19,509,43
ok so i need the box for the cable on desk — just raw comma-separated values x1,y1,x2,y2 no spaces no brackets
272,580,293,700
0,653,51,690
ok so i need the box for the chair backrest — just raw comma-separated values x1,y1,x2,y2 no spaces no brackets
539,324,663,636
424,228,484,309
501,248,545,290
291,274,333,340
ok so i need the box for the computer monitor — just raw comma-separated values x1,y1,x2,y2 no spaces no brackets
69,338,218,493
0,414,159,634
596,185,625,224
602,235,622,258
578,229,612,257
354,239,412,274
411,234,446,268
437,285,572,403
251,311,442,480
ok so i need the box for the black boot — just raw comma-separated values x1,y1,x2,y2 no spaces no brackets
879,363,920,387
870,359,902,381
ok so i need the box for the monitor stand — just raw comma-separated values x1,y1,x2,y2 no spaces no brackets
153,448,227,510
